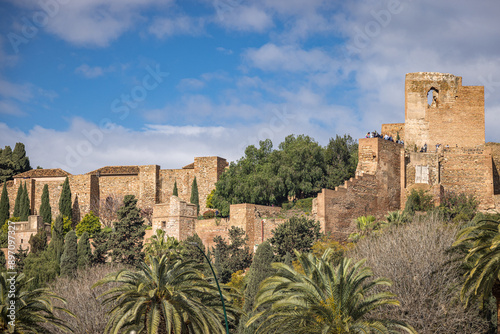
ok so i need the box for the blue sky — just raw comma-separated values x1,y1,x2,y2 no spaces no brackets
1,0,499,174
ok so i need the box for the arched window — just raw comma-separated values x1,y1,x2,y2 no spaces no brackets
427,88,439,107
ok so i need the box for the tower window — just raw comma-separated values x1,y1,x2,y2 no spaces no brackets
427,88,439,107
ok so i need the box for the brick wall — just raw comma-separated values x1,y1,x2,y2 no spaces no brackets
381,123,405,141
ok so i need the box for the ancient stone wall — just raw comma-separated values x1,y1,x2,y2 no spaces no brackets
194,157,228,213
159,169,194,204
381,123,405,141
9,216,49,252
152,196,197,241
486,142,500,195
404,72,484,150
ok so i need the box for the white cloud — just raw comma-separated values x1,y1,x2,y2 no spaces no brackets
216,5,273,32
0,78,33,101
0,101,25,116
177,78,205,91
149,15,205,38
74,64,114,78
216,46,233,55
244,43,338,73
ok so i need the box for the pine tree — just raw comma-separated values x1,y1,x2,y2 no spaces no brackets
13,182,22,217
173,180,178,196
59,177,72,218
48,215,65,262
77,231,91,269
20,182,30,221
39,184,52,224
109,195,145,266
0,182,9,226
239,241,276,334
190,177,199,214
60,230,77,277
91,230,110,265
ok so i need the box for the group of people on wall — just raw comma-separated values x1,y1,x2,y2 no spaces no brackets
365,131,404,145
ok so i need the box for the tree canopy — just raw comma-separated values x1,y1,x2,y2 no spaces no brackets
211,134,357,215
0,143,32,183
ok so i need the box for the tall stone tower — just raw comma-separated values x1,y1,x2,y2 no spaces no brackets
404,72,485,150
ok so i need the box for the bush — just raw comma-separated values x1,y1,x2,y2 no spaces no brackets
202,210,215,219
404,189,434,214
438,191,478,223
350,214,490,333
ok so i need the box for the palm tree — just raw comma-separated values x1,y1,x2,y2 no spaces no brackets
94,254,240,334
144,229,183,264
246,250,416,334
0,272,74,333
454,219,500,332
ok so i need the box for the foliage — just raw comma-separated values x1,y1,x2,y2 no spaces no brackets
311,236,353,265
13,245,28,272
23,249,60,289
239,241,275,334
99,194,122,228
211,135,358,216
144,229,183,264
19,182,30,221
60,231,78,277
77,232,91,269
39,184,52,224
203,210,215,219
28,229,48,255
48,215,65,263
0,250,5,271
58,177,72,219
246,250,416,334
72,195,80,229
108,195,146,266
94,255,241,334
227,270,245,309
212,226,252,283
75,211,101,238
190,176,200,214
13,183,22,218
206,188,215,208
91,229,111,265
0,182,9,230
172,180,178,196
0,272,73,333
404,189,434,214
439,191,479,223
352,214,490,333
181,233,207,266
348,215,387,242
0,143,31,183
268,216,322,261
385,210,411,226
324,134,359,189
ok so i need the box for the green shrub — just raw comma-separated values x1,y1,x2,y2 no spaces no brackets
438,191,478,223
404,189,434,214
202,210,215,219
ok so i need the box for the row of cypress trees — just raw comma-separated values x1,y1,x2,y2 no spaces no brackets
0,177,72,226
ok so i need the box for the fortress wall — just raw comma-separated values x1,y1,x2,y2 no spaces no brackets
381,123,405,140
69,174,100,220
159,169,194,204
138,165,160,209
5,181,16,218
194,157,227,213
427,86,484,148
440,151,494,210
404,153,440,192
486,142,500,195
31,178,64,218
98,174,140,205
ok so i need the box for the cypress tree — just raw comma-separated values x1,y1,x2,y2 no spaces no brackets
12,142,31,174
239,241,276,334
108,195,145,266
59,177,72,218
0,182,9,226
0,249,5,271
172,180,178,196
190,177,199,214
39,184,52,224
77,231,91,269
60,230,77,277
20,182,30,221
28,229,47,255
48,215,65,262
13,183,22,217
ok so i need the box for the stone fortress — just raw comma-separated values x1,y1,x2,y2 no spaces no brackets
4,72,500,250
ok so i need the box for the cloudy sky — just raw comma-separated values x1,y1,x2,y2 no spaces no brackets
0,0,499,174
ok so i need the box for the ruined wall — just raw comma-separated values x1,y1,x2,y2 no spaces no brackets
381,123,405,141
317,138,402,240
404,72,484,150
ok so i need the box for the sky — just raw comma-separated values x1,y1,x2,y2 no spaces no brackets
0,0,499,174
